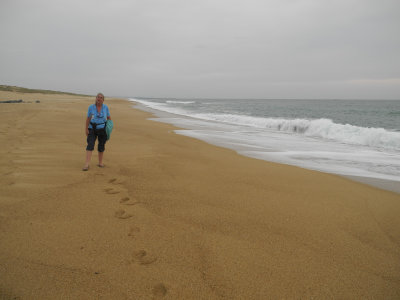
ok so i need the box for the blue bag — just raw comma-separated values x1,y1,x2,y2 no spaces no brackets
105,120,114,141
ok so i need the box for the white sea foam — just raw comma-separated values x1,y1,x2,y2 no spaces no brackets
130,98,400,182
166,100,196,104
131,99,400,151
132,99,188,115
194,114,400,150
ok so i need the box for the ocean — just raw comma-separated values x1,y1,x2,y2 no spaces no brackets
130,98,400,182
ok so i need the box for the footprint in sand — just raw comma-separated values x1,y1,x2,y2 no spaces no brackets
152,283,167,297
120,197,130,203
128,226,140,237
109,178,124,185
133,250,157,265
120,197,140,205
104,187,120,194
114,209,133,219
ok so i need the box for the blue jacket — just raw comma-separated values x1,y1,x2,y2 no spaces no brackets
87,104,110,129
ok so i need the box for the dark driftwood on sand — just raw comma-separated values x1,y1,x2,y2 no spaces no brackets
0,99,24,103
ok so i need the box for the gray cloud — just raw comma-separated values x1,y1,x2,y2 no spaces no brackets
1,0,399,99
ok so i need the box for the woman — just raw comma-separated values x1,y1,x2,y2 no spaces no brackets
83,93,111,171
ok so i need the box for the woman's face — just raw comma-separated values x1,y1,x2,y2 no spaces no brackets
96,94,104,105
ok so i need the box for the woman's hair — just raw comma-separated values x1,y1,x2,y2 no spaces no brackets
95,93,105,103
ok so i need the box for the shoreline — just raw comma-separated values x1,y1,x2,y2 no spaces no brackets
1,91,400,299
344,175,400,195
130,99,400,195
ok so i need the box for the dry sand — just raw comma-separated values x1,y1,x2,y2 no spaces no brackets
0,91,400,299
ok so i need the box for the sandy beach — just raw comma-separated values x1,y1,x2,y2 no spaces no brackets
1,90,400,299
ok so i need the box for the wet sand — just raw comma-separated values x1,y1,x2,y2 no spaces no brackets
1,91,400,299
344,175,400,195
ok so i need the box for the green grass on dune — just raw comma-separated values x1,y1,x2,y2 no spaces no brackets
0,85,91,97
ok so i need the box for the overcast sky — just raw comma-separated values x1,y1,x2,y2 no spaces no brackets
1,0,399,99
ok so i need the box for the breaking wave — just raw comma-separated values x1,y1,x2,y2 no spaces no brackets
166,100,195,104
131,98,400,150
194,113,400,150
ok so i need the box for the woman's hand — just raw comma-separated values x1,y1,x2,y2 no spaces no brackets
86,128,89,136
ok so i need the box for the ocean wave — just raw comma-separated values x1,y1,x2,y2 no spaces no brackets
130,98,400,150
166,100,196,104
194,113,400,150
